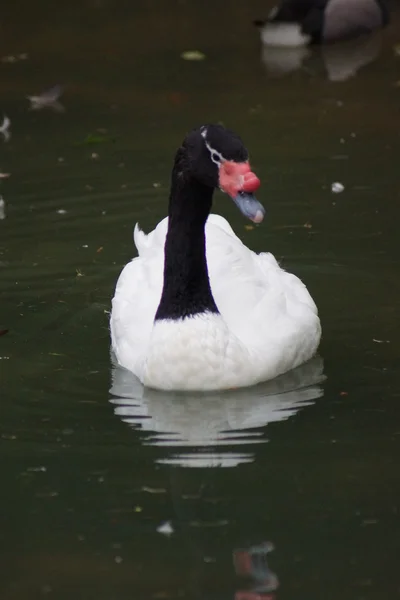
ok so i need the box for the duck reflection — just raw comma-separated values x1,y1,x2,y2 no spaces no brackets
261,33,381,81
234,541,278,600
109,355,325,468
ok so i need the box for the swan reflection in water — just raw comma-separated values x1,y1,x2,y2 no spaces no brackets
260,33,382,81
109,355,325,468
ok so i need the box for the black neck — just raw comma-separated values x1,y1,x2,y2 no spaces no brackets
155,149,219,321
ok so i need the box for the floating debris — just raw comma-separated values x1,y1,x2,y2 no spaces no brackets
114,556,123,564
0,171,10,178
1,53,28,63
75,132,115,146
0,115,11,143
141,485,167,494
157,521,174,536
27,84,65,113
189,519,229,528
0,329,9,336
331,182,345,194
372,338,390,344
56,208,67,214
0,195,5,219
203,556,216,563
181,50,206,61
35,491,59,498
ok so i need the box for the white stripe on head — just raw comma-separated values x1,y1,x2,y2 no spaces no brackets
201,127,225,166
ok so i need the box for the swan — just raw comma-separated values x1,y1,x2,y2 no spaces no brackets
254,0,389,47
110,124,321,391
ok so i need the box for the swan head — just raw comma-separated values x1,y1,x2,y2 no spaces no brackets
182,124,265,224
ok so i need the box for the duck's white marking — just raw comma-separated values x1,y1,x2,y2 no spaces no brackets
110,215,321,391
260,23,311,47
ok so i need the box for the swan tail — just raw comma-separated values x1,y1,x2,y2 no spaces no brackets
133,223,148,255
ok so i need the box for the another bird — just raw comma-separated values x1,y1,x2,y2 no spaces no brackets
254,0,389,47
110,124,321,391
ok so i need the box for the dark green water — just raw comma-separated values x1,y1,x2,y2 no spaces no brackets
1,1,400,598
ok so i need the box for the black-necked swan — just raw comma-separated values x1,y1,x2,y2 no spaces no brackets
254,0,389,47
110,124,321,391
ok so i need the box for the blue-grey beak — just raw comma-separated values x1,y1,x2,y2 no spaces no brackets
233,192,265,223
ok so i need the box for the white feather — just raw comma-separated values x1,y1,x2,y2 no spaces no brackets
260,23,311,47
110,215,321,391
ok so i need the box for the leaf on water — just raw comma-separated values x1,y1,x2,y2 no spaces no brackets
244,225,254,231
74,133,116,146
134,506,143,512
96,246,104,253
0,172,10,179
0,329,9,336
181,50,206,61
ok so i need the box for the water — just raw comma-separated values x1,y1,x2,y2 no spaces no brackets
1,1,400,598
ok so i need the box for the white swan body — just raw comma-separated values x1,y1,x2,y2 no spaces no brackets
110,214,321,391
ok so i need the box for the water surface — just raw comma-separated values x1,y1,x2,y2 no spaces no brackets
1,1,400,598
